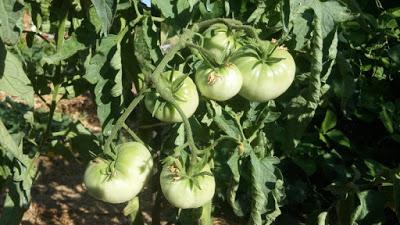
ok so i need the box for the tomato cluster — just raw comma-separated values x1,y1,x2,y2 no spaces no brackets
83,23,296,210
145,23,296,123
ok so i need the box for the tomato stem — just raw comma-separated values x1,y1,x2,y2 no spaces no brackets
104,90,148,158
122,123,145,145
147,29,201,160
169,100,200,160
39,1,70,152
186,43,221,68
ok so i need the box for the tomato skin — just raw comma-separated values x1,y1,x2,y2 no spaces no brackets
145,70,199,123
160,164,215,209
83,142,153,204
232,48,296,102
203,23,236,59
195,63,243,101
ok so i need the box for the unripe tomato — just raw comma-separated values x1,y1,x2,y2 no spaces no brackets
232,48,296,102
203,23,236,60
195,63,243,101
145,70,199,123
160,163,215,209
83,142,153,204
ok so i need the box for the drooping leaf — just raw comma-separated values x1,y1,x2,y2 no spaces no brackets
0,47,34,107
282,9,323,151
0,0,24,45
0,119,26,164
84,34,123,134
123,197,140,221
394,169,400,221
336,191,361,225
152,0,174,18
90,0,119,36
227,150,243,216
84,35,119,84
321,109,336,133
41,36,87,65
110,42,123,97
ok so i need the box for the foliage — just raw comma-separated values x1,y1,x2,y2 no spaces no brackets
0,0,399,225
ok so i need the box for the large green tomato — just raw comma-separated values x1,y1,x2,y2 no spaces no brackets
203,23,236,59
83,142,153,204
195,63,243,101
160,164,215,209
231,48,296,102
145,70,199,123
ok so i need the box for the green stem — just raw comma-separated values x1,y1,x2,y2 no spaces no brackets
169,100,200,157
39,83,60,147
186,43,220,67
137,122,166,129
39,3,69,151
233,115,246,141
151,16,164,22
56,2,69,52
104,90,147,157
199,201,213,225
194,18,260,40
122,123,145,145
148,30,200,158
204,136,239,152
149,30,192,97
229,24,260,41
132,0,142,17
195,18,242,31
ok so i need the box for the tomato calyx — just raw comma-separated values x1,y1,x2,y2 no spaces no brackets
234,41,286,65
165,162,213,191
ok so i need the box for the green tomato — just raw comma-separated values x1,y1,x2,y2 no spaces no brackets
203,23,236,60
232,48,296,102
83,142,153,204
195,63,243,101
160,164,215,209
145,70,199,123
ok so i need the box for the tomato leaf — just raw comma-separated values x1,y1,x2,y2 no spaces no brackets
248,152,283,225
394,169,400,221
326,129,351,148
0,119,27,165
226,150,244,216
206,100,242,139
41,36,87,65
90,0,118,36
321,109,337,133
281,9,323,152
123,197,139,218
0,0,23,45
0,44,34,107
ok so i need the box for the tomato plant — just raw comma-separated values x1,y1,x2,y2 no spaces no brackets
1,0,400,225
145,70,199,123
195,63,243,101
231,47,296,102
83,142,153,204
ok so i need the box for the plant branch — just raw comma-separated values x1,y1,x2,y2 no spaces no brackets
195,18,242,31
169,100,200,157
38,2,69,151
186,43,220,67
147,30,201,158
204,136,239,152
104,90,148,157
122,123,145,145
229,24,261,40
132,0,142,17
